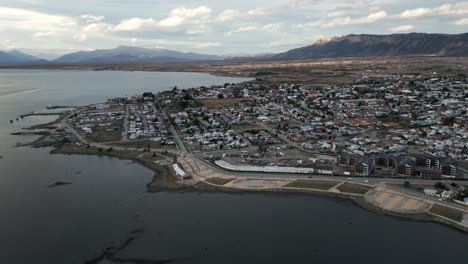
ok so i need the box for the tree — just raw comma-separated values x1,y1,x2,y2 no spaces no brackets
434,182,445,189
217,93,224,99
421,130,427,138
443,116,456,126
404,181,410,188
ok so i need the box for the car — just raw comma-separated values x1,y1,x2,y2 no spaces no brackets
364,180,369,183
347,177,352,180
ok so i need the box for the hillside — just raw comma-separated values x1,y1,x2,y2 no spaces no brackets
273,33,468,60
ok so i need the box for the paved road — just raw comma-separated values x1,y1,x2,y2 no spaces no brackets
60,113,88,144
60,110,468,194
121,105,129,141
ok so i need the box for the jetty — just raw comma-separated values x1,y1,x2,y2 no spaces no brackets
20,112,70,118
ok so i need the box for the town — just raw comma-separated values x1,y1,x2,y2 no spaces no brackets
57,72,468,206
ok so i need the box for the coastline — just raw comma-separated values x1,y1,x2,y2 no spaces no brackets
9,76,467,235
46,143,467,234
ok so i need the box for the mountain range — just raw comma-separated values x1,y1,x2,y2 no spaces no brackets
272,33,468,60
0,50,40,64
54,46,223,64
1,32,467,65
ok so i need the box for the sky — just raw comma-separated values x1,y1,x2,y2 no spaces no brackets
0,0,467,59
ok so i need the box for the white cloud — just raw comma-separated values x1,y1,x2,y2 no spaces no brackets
355,11,387,24
113,6,213,32
217,9,241,21
33,31,56,38
113,18,158,31
73,33,87,42
309,11,388,28
455,18,468,24
228,25,259,35
0,7,77,31
83,23,111,32
400,8,433,18
80,14,104,23
400,2,468,18
247,9,268,17
390,25,415,33
262,23,281,30
157,16,185,29
170,6,211,18
327,10,346,18
193,42,223,48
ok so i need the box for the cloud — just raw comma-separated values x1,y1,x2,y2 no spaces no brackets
83,23,111,32
400,8,433,18
302,10,388,28
247,9,268,17
230,25,259,34
400,2,468,18
455,18,468,24
355,11,388,24
390,25,415,33
193,42,223,49
80,14,104,23
170,6,211,18
113,18,158,31
33,31,56,37
113,6,212,32
73,33,87,42
217,9,241,21
262,23,281,30
0,7,77,31
157,16,185,29
327,10,346,18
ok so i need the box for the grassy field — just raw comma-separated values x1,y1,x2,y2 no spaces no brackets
111,140,162,149
429,204,464,222
142,153,167,161
86,122,124,143
196,97,255,109
58,144,142,159
87,133,122,143
205,177,234,185
284,180,339,190
337,183,372,195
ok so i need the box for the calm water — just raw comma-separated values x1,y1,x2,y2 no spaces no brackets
0,70,467,264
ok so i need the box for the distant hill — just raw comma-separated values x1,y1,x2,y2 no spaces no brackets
54,46,224,64
0,50,40,64
272,33,468,60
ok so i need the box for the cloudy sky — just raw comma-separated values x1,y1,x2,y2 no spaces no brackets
0,0,467,58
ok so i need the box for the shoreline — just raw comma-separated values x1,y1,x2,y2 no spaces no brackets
12,84,467,235
46,144,467,234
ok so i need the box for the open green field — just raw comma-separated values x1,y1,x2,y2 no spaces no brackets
205,177,234,185
337,183,372,195
86,121,124,143
111,140,162,149
196,97,255,109
142,153,167,161
429,204,463,222
59,144,142,159
284,180,339,190
87,133,122,143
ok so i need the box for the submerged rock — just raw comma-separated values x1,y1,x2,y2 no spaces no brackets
48,181,72,188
